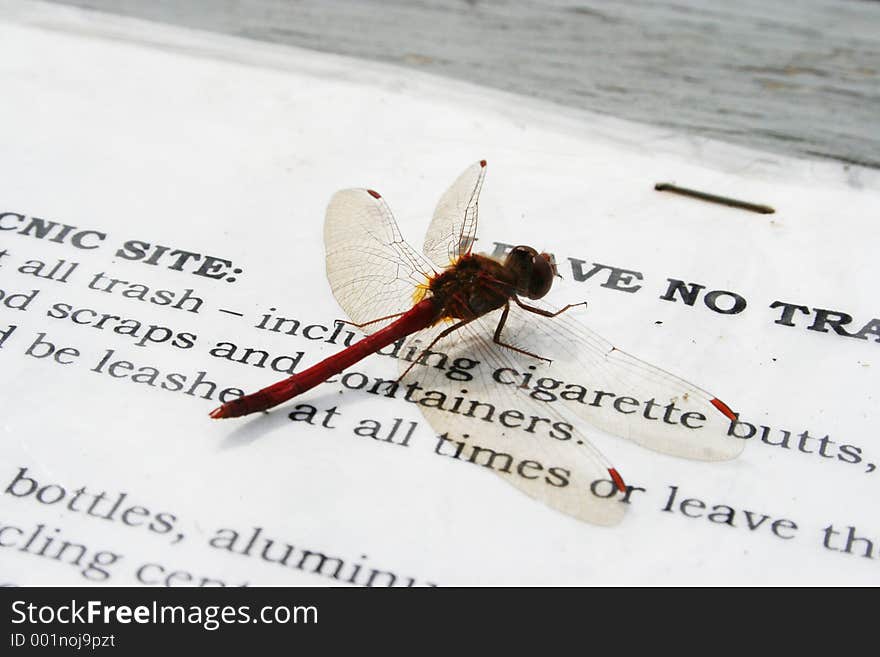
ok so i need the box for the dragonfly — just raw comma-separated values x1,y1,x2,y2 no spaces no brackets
211,161,742,525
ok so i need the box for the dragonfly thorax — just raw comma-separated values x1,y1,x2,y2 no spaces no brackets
429,253,516,320
428,246,556,322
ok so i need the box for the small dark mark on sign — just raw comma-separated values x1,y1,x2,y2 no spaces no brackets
654,183,775,214
219,308,245,317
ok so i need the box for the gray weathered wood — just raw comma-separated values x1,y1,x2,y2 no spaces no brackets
50,0,880,168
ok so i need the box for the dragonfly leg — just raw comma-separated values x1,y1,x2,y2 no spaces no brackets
513,296,588,318
493,302,552,364
397,317,475,382
339,310,409,330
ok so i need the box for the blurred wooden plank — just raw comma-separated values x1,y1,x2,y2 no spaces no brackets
48,0,880,169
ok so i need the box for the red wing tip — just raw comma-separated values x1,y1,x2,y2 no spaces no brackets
366,189,381,199
608,468,626,493
711,398,737,422
479,159,487,167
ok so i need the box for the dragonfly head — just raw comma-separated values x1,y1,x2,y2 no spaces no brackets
505,245,557,300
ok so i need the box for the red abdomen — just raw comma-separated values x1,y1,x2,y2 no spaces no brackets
210,298,440,418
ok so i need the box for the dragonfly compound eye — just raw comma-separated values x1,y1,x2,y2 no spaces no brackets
504,246,555,300
526,253,555,299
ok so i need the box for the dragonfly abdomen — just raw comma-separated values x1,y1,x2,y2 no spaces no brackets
210,298,439,419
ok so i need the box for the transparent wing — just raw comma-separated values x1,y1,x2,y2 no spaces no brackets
325,188,437,333
399,315,628,526
397,300,741,524
422,160,486,268
489,299,742,461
